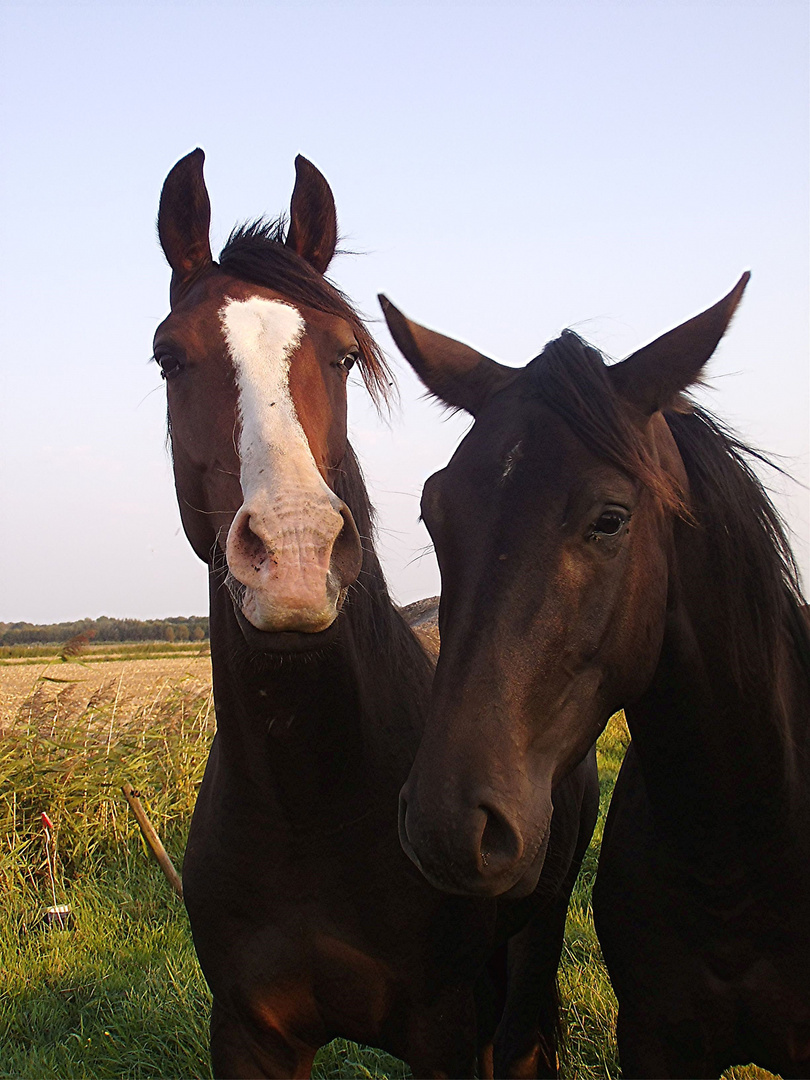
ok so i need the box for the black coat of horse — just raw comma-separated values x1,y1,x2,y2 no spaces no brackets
381,277,810,1078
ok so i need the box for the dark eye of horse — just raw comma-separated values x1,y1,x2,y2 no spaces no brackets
588,508,630,540
338,350,359,372
155,354,183,380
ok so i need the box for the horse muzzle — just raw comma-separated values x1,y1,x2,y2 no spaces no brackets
397,776,552,897
225,490,363,633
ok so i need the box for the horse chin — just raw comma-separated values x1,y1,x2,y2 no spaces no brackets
242,585,339,633
406,857,545,899
233,604,342,653
222,565,348,651
465,845,548,899
499,857,546,899
399,832,549,899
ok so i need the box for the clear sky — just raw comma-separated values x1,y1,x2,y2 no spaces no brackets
1,0,807,623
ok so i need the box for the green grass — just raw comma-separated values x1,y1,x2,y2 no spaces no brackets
0,867,209,1079
0,685,773,1078
0,677,213,1078
557,713,627,1080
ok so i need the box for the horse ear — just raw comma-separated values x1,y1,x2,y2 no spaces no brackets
609,273,750,416
285,155,338,274
157,149,212,292
379,296,516,415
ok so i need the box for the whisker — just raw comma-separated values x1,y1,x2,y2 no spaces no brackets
180,498,238,516
136,384,166,409
403,545,436,569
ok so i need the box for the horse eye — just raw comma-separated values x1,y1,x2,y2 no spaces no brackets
155,354,183,380
339,351,359,372
589,509,629,540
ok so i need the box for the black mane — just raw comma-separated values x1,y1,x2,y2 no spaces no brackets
527,331,686,512
529,329,809,712
332,443,434,728
666,406,810,696
219,218,392,407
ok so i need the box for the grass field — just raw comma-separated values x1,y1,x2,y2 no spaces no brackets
0,658,776,1079
0,646,212,730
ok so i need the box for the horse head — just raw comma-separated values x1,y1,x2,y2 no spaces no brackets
155,150,386,641
381,275,748,896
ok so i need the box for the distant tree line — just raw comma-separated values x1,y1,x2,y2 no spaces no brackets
0,615,209,646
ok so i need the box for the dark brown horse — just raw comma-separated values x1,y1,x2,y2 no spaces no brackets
154,150,596,1079
381,279,810,1078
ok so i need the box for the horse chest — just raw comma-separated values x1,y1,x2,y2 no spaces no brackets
217,918,398,1046
604,845,810,1046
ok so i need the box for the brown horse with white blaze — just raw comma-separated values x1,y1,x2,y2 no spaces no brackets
154,149,596,1079
381,278,810,1078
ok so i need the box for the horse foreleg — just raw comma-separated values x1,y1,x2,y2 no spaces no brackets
396,986,479,1080
493,894,570,1080
474,940,508,1080
209,999,316,1080
615,1003,721,1080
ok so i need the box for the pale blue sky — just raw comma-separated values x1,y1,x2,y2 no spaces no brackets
1,1,807,622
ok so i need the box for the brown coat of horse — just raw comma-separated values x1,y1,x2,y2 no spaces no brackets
382,279,810,1078
153,150,598,1078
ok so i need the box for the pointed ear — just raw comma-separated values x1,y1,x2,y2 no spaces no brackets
379,296,516,415
285,155,338,274
157,149,212,294
609,273,750,415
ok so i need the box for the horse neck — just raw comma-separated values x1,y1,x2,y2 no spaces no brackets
626,515,810,874
206,546,430,826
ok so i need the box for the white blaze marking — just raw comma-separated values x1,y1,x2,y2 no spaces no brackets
220,297,310,489
219,296,345,629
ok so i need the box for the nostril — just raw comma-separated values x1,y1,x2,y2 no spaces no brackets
479,803,523,872
230,512,272,573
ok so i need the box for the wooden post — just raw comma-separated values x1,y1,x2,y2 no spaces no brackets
122,782,184,900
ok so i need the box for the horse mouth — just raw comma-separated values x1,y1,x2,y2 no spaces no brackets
210,547,347,651
227,575,344,652
401,849,546,899
498,855,547,899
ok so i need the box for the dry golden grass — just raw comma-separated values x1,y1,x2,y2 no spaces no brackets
0,654,212,731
